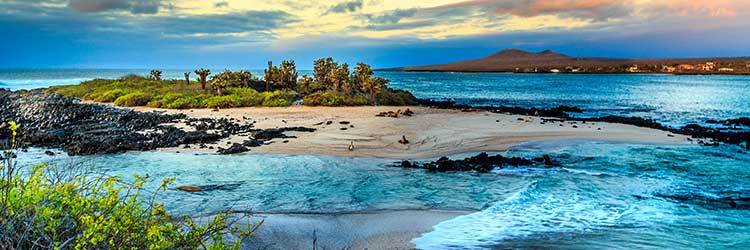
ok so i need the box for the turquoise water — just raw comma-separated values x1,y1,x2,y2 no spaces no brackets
5,69,750,248
16,141,750,249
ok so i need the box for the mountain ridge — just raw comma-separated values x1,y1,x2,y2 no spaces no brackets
398,49,750,74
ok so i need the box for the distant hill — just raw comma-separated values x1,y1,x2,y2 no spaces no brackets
399,49,750,74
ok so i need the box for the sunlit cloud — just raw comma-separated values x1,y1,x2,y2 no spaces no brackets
1,0,749,68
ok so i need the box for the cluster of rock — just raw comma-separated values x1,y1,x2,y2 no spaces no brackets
417,99,581,118
0,89,316,155
585,116,750,148
217,127,316,154
376,108,414,118
396,152,556,173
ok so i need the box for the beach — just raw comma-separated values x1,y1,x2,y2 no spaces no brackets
132,105,691,160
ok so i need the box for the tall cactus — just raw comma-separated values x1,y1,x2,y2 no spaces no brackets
194,68,211,90
149,70,162,81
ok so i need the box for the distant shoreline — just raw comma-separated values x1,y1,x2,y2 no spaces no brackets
384,69,750,76
394,49,750,75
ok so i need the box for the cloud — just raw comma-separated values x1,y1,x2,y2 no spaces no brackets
68,0,164,14
433,0,633,21
214,1,228,8
326,0,363,14
363,8,418,24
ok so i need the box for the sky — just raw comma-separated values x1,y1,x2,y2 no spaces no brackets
1,0,749,69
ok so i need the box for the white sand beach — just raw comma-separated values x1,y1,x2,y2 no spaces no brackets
132,105,691,160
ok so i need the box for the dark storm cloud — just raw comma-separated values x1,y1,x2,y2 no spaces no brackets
326,0,363,14
68,0,164,14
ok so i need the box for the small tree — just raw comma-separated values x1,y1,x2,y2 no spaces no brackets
195,68,211,90
183,72,190,84
364,77,388,100
327,63,350,92
210,70,231,96
278,60,298,90
149,70,162,81
299,75,314,94
313,57,337,89
263,61,278,91
210,70,254,96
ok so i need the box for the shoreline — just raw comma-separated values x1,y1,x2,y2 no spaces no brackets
131,105,692,160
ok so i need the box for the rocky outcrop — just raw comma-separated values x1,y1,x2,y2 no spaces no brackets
0,90,316,155
417,99,582,118
397,152,556,173
706,117,750,127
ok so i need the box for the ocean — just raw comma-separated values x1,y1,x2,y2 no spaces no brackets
5,69,750,249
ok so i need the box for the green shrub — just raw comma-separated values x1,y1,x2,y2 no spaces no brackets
376,88,417,106
205,95,243,109
0,122,260,249
91,89,126,102
164,95,203,109
261,90,296,107
227,87,264,106
303,91,371,106
114,92,152,106
147,93,184,108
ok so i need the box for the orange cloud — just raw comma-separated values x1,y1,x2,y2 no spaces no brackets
651,0,742,17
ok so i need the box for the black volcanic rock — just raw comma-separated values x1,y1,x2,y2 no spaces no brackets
397,152,552,173
0,89,316,155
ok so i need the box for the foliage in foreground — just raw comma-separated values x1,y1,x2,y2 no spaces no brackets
48,58,417,108
0,122,259,249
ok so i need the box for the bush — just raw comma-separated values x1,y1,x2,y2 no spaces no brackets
0,123,260,249
227,87,264,106
261,90,296,107
164,95,204,109
114,92,152,106
147,93,183,108
205,95,243,109
376,88,417,106
303,91,371,106
91,89,126,102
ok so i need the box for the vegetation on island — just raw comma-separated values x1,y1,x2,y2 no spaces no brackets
49,58,416,109
0,122,259,249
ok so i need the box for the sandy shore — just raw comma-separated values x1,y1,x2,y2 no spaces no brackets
212,209,470,250
131,105,691,160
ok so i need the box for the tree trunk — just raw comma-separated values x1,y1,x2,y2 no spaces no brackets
216,87,222,96
200,78,206,90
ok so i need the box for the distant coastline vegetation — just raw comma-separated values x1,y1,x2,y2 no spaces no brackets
48,58,417,109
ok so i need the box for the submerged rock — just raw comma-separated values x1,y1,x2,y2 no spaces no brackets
175,183,242,192
656,192,750,210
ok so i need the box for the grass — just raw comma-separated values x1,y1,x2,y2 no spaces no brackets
48,74,417,109
302,90,372,106
0,122,260,249
48,76,297,109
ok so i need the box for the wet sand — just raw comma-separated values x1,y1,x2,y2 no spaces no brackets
219,209,471,250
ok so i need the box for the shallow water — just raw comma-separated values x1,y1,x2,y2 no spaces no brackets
15,141,750,249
